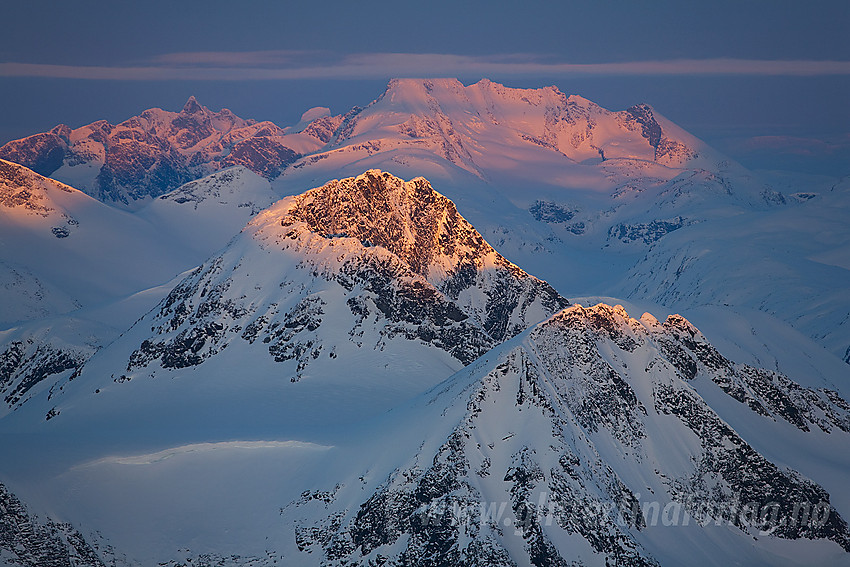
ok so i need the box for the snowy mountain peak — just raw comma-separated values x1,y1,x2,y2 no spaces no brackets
278,78,721,196
287,301,850,565
253,170,568,340
280,169,500,279
153,165,270,205
35,172,566,409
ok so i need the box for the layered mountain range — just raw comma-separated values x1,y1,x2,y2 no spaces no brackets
0,79,848,566
4,79,843,365
0,78,729,208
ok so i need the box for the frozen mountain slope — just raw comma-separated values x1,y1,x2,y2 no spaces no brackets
0,159,198,324
5,303,848,567
0,269,191,421
616,180,850,363
33,171,566,426
0,481,125,567
136,166,280,256
285,303,850,566
0,164,287,421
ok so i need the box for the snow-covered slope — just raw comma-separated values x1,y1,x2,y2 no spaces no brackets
0,269,191,422
0,168,847,566
283,303,850,566
0,159,197,324
0,98,338,206
0,163,282,423
616,178,850,363
136,166,280,257
6,304,848,566
27,170,566,427
0,171,571,564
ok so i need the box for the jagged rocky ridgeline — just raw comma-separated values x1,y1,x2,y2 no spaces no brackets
0,97,340,205
287,303,850,566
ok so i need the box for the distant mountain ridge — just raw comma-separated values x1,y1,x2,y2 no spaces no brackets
0,97,339,205
321,78,707,174
0,79,726,208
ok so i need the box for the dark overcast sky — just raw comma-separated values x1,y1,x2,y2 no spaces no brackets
2,0,848,175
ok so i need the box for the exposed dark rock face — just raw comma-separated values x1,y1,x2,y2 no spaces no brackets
608,217,688,244
0,98,334,204
652,314,850,433
0,483,109,567
0,339,88,413
222,137,299,178
528,201,576,224
0,125,71,177
301,115,344,143
654,382,850,549
625,104,696,163
626,104,663,149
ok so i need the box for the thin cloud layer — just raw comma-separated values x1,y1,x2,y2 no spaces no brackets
736,134,850,157
2,52,850,80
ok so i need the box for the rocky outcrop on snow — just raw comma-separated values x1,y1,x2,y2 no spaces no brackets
0,483,116,567
0,338,89,415
608,216,689,244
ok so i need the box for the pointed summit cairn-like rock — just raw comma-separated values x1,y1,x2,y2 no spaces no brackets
181,95,204,115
